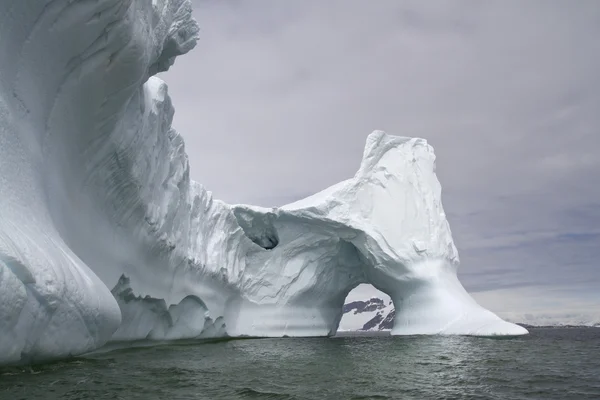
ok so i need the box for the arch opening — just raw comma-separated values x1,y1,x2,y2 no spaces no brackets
337,284,395,334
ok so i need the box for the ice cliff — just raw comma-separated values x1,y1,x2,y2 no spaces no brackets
0,0,526,365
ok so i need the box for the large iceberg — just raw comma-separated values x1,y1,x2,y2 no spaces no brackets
0,0,526,365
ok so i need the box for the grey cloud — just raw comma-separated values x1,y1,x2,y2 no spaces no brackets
161,0,600,319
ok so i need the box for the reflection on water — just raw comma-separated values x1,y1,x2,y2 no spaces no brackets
1,328,599,399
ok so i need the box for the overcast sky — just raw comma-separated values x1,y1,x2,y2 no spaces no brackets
162,0,600,324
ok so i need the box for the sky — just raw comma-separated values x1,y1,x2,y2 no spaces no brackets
161,0,600,324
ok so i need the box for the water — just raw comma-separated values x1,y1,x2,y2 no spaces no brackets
1,328,599,400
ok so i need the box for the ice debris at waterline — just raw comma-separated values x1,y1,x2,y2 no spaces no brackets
110,275,226,341
0,0,526,365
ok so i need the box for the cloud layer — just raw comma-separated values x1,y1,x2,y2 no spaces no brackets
161,0,600,321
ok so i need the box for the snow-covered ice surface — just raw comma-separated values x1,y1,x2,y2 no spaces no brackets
0,0,525,365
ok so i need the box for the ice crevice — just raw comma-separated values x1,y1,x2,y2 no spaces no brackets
0,0,526,365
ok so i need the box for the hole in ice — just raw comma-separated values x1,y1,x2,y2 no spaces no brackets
250,232,278,250
233,208,279,250
337,284,395,333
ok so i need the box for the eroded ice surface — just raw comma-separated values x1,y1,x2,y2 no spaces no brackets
0,0,525,365
111,275,226,341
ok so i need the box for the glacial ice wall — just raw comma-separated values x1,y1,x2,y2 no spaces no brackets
0,0,526,365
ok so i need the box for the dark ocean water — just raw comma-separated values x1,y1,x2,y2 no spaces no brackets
1,328,599,400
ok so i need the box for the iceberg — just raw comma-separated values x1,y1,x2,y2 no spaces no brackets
0,0,526,365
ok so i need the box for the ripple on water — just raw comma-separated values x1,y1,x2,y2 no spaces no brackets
0,328,599,400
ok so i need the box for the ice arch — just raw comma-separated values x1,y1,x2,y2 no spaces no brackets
0,0,525,365
226,132,526,338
